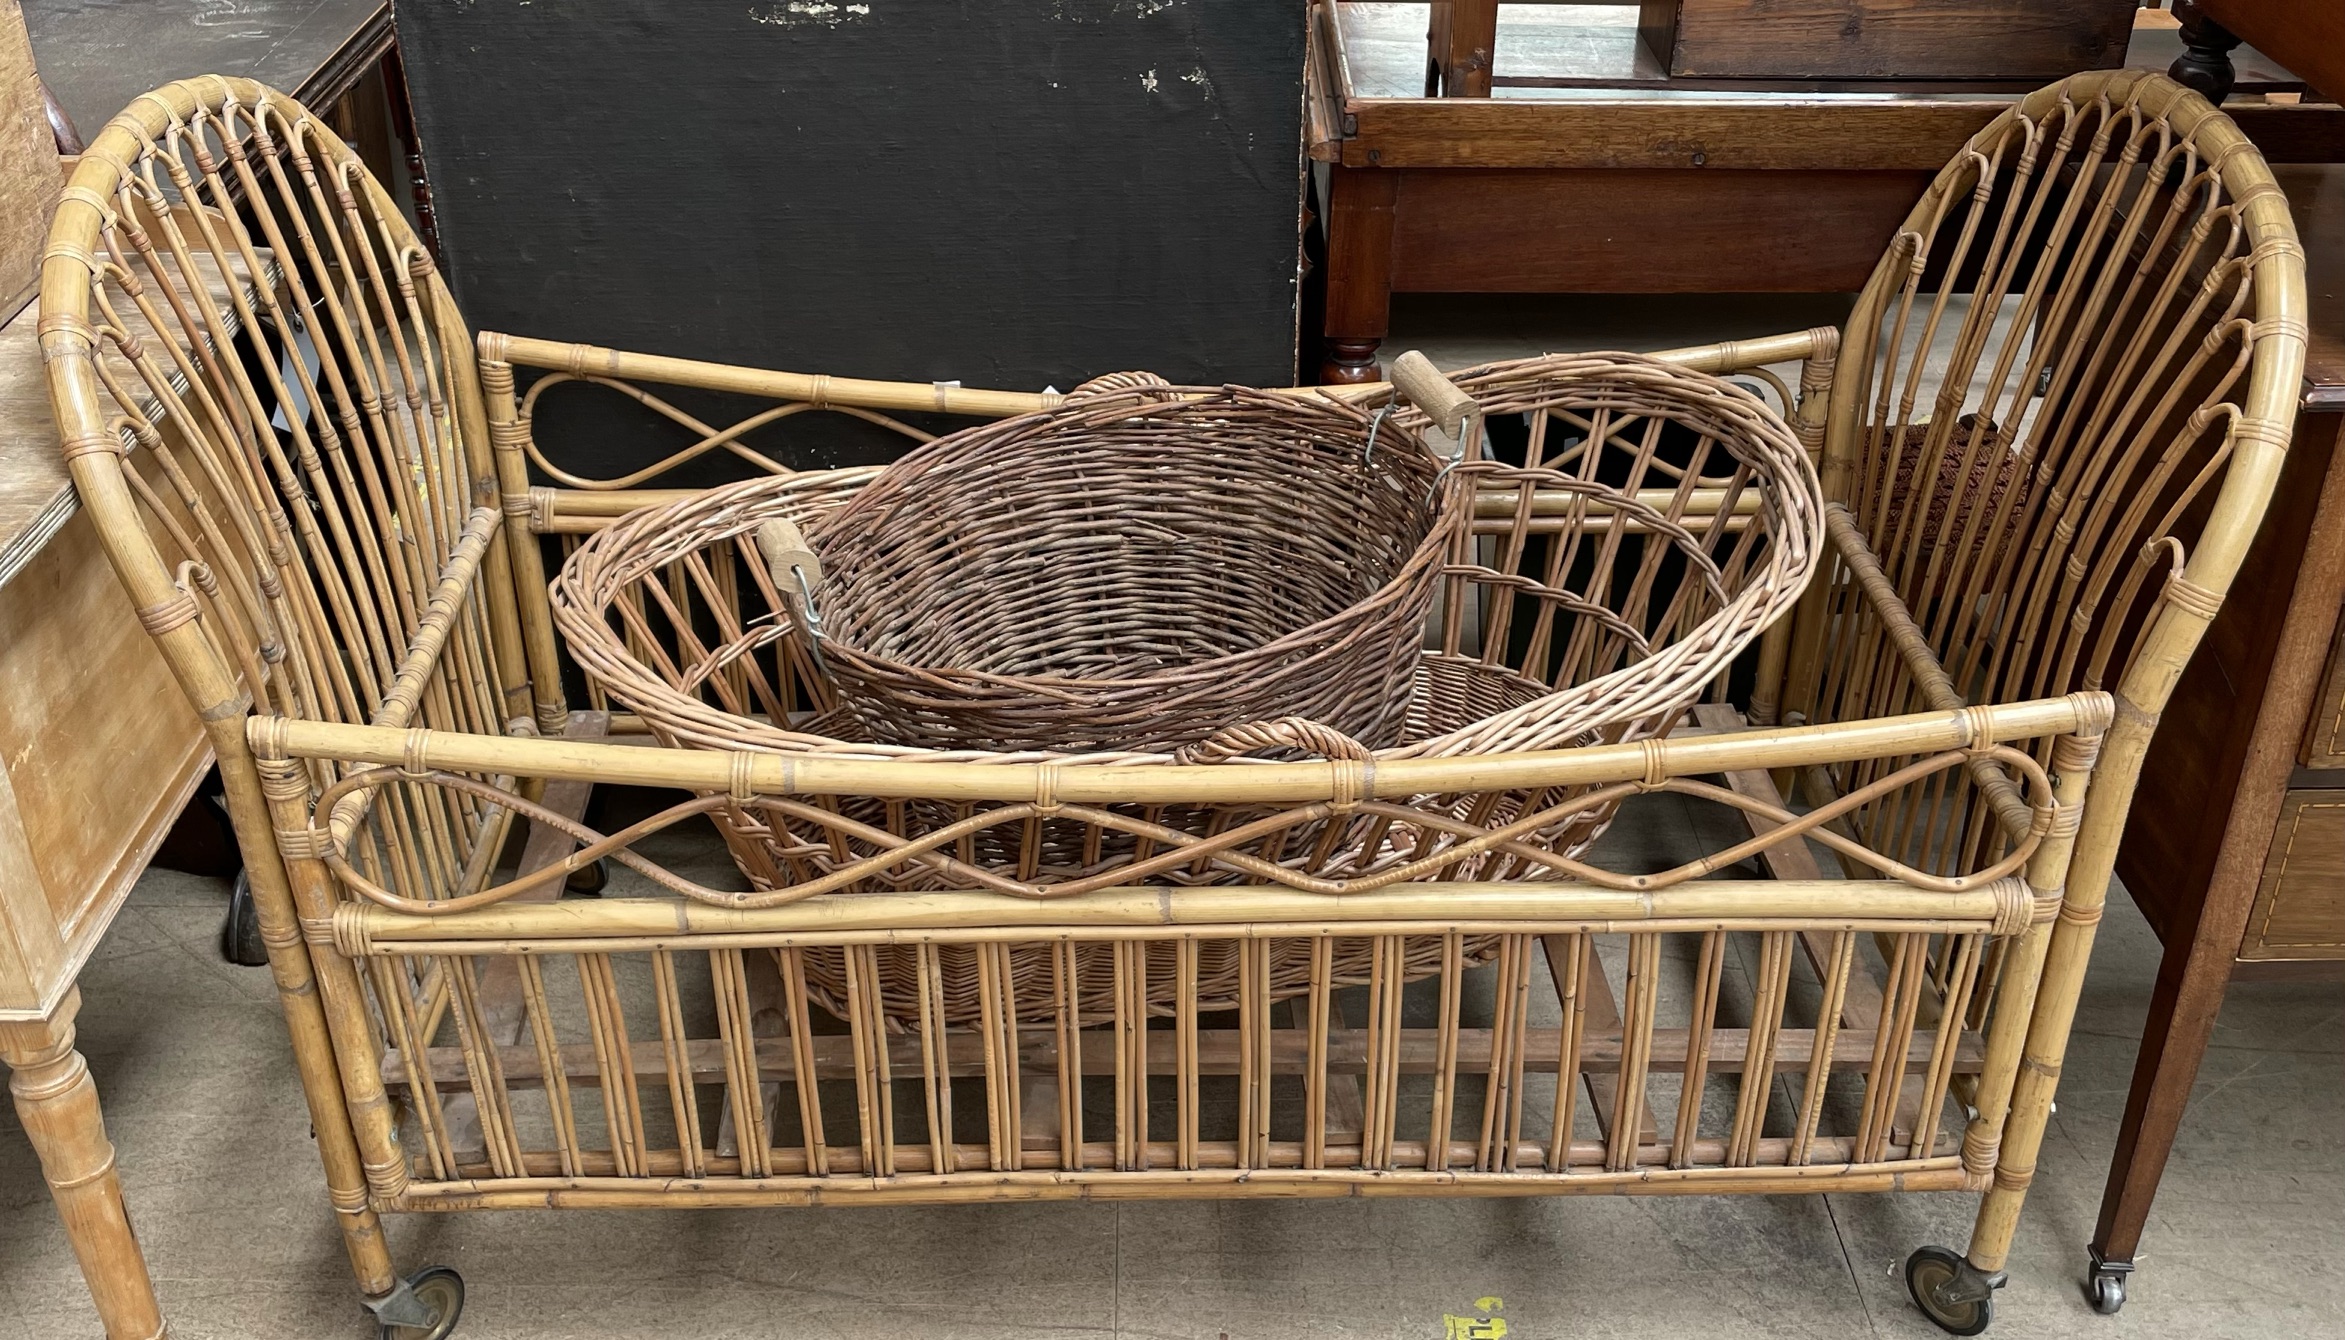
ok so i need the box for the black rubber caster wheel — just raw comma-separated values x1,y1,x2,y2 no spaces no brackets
1907,1245,2001,1336
564,857,609,897
374,1266,464,1340
219,871,270,966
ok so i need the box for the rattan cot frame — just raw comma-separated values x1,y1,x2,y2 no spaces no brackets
42,68,2300,1337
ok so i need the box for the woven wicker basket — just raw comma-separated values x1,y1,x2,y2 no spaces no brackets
553,352,1823,1023
802,381,1469,754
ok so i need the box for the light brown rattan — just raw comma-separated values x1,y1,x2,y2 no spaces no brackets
552,352,1822,1021
805,382,1468,755
42,70,2302,1334
1774,73,2307,1279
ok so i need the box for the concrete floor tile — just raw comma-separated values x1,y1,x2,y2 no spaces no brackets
1112,1194,1870,1340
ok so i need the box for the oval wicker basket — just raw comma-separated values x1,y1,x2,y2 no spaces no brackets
553,352,1823,1024
802,382,1469,754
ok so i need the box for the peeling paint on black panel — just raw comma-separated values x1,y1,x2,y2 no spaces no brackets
394,0,1309,480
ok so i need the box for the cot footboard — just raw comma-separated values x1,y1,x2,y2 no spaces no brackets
248,691,2105,1216
340,876,2031,1207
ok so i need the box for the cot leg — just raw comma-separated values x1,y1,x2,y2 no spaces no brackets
1907,724,2105,1335
0,988,169,1340
1918,802,2113,1333
1964,873,2108,1275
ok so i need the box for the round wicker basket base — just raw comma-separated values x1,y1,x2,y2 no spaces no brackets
696,655,1620,1024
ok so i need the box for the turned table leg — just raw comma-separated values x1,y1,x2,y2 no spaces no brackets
0,987,169,1340
2169,1,2244,105
1320,165,1398,385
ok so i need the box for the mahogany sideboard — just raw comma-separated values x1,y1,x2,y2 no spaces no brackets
1308,1,2345,382
2088,7,2345,1315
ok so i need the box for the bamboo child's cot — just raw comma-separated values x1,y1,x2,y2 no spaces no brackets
43,70,2302,1339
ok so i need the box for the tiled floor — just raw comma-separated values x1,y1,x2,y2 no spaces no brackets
4,297,2340,1338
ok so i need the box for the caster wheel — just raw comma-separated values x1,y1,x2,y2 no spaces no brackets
564,857,609,897
219,871,270,966
1906,1245,2000,1336
2084,1251,2132,1316
375,1266,464,1340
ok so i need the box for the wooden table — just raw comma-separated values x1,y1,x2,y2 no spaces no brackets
2087,8,2345,1313
2165,0,2344,109
0,8,400,1335
1307,0,2345,382
23,0,392,146
22,0,435,258
2097,162,2345,1314
0,294,207,1340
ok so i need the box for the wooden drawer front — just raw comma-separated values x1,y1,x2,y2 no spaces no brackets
2303,625,2345,768
1666,1,2135,83
2244,791,2345,961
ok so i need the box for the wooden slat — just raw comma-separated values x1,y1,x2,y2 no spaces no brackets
1389,167,1930,294
1541,934,1657,1147
513,710,610,880
1669,0,2134,84
1284,995,1367,1141
1691,703,1888,1032
445,709,611,1160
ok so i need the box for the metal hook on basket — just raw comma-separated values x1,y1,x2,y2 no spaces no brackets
1427,452,1467,510
1363,400,1396,468
754,518,833,684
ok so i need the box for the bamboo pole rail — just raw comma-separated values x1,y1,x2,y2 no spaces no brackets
484,326,1832,425
335,880,2026,950
377,1020,1988,1090
513,328,1834,524
389,1160,1972,1211
257,697,2104,804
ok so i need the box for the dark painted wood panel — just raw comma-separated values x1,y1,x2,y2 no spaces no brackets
397,0,1309,478
23,0,388,142
1388,168,1929,293
1669,0,2134,82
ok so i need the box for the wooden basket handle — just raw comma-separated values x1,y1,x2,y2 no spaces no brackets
754,518,824,630
1389,350,1475,437
1173,717,1375,764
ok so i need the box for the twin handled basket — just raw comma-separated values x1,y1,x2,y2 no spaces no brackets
551,349,1825,1023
